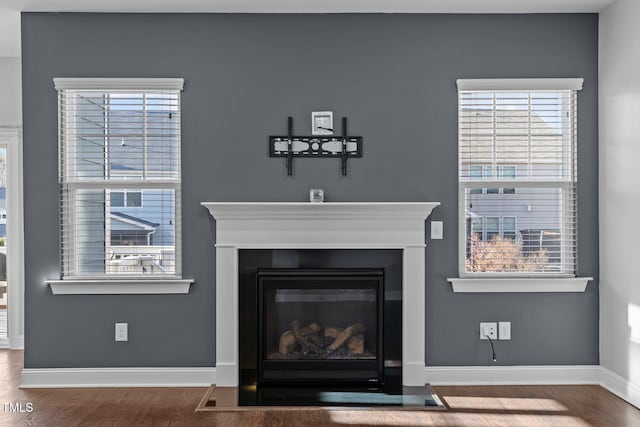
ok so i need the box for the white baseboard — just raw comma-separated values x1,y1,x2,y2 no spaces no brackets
599,367,640,409
20,367,216,388
425,365,601,385
17,364,639,411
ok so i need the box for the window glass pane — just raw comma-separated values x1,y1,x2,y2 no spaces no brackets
464,187,572,273
503,216,517,240
70,189,106,275
502,165,516,179
107,188,175,275
471,217,483,233
486,217,499,241
485,166,499,194
72,93,107,179
460,91,572,181
502,165,516,194
470,165,483,194
126,191,142,207
63,90,180,182
111,191,124,207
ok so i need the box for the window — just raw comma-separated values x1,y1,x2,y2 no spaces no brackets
110,191,142,207
458,78,583,276
465,165,515,195
502,216,517,240
469,216,517,243
55,78,184,278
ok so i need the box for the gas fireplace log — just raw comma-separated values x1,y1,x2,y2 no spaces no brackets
326,323,365,354
278,331,296,355
324,326,343,339
347,334,365,355
301,322,321,336
291,320,323,354
279,322,321,355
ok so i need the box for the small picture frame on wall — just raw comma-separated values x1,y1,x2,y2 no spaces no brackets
310,189,325,203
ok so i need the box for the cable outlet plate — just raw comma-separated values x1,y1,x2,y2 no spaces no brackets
480,322,497,340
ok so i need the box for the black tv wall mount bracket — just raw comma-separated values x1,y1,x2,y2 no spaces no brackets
269,116,363,176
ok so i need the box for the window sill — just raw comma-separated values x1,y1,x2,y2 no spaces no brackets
446,277,593,293
47,279,194,295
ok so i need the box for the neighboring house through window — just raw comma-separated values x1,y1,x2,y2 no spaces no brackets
55,78,184,277
110,190,142,208
457,78,583,275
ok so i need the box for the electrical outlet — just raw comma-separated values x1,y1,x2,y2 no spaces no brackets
480,322,497,340
115,323,128,342
499,321,511,340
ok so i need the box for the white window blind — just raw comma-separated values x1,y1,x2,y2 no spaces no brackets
457,78,582,276
55,78,184,279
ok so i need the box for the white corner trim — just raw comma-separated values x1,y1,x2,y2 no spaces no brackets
447,277,593,293
456,78,584,91
20,367,215,388
425,365,600,386
53,77,185,91
10,334,24,350
47,279,194,295
599,367,640,409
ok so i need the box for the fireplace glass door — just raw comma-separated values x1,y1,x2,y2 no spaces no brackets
257,269,384,385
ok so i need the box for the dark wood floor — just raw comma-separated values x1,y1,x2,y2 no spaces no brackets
2,350,639,426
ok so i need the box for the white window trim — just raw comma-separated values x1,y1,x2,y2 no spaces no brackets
447,277,593,293
53,78,184,91
50,77,192,295
456,78,584,91
451,77,591,293
46,278,193,295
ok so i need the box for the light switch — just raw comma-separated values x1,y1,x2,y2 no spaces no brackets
115,323,128,342
499,322,511,340
431,221,443,239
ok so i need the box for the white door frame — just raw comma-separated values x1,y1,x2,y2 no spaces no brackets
0,126,24,349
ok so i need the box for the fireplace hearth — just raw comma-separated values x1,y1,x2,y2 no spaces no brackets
257,269,384,385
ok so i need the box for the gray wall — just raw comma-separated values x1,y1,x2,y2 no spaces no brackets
21,13,598,368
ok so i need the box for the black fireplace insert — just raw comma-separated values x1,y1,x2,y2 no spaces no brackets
257,268,384,385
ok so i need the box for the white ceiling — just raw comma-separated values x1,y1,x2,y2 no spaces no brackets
0,0,618,57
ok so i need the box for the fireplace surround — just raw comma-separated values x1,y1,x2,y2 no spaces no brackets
202,202,439,387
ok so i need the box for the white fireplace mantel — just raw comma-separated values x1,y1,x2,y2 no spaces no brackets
202,201,439,386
